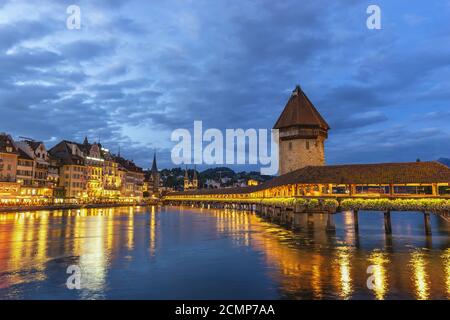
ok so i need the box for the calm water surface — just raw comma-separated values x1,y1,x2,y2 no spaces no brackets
0,206,449,299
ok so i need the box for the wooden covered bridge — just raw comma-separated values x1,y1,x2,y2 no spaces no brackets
164,161,450,235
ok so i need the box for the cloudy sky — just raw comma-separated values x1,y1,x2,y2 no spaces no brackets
1,0,449,171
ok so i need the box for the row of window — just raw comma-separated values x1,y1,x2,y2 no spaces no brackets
65,182,86,189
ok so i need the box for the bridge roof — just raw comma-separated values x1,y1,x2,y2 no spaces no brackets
168,161,450,196
262,161,450,187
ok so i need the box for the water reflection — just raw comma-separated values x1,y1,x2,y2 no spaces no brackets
367,251,389,300
443,249,450,299
335,247,353,299
0,207,449,299
410,250,430,300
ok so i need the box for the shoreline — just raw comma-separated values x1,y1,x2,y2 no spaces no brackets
0,201,161,213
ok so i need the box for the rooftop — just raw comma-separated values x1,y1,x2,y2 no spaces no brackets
168,161,450,196
273,86,330,130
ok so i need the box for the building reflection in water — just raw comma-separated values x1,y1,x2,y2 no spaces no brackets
149,206,156,256
0,207,154,298
127,207,134,250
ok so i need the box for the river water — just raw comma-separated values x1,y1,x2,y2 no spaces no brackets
0,206,448,300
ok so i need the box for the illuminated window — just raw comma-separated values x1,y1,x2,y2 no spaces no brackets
438,186,450,195
393,186,432,194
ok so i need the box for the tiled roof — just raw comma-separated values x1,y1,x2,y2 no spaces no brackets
262,161,450,187
273,86,329,130
48,141,85,166
168,161,450,196
18,148,33,160
25,140,42,151
114,156,144,173
0,133,18,154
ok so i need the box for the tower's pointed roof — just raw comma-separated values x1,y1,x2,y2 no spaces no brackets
193,165,198,180
185,166,189,180
273,85,329,130
151,153,158,172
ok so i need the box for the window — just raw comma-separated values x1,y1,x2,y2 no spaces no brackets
439,186,450,195
306,141,310,150
394,186,432,195
288,142,292,150
332,185,348,194
356,185,389,194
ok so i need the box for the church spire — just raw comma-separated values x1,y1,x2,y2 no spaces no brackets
193,165,198,181
151,152,158,172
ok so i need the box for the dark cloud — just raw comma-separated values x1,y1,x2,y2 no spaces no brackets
0,0,449,170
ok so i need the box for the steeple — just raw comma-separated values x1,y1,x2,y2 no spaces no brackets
193,165,198,181
184,166,189,180
151,152,158,172
83,136,89,145
193,165,198,188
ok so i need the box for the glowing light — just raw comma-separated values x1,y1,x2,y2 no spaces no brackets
336,247,353,299
410,250,430,300
442,249,450,299
367,251,389,300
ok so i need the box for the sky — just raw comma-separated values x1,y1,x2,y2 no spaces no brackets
0,0,449,171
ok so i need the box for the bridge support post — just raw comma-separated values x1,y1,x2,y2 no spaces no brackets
326,213,336,233
424,212,432,236
280,208,287,224
307,212,314,225
274,207,281,222
384,211,392,235
353,210,359,233
293,213,302,229
287,210,295,228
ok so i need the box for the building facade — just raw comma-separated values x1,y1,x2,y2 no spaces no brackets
184,166,198,190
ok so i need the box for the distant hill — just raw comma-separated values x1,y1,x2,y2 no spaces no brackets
159,167,272,190
438,158,450,167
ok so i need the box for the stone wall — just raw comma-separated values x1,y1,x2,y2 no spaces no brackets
278,136,325,175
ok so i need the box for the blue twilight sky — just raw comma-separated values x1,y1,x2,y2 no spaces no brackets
0,0,449,171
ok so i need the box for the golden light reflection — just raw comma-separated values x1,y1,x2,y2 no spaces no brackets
79,214,107,298
335,247,353,299
214,209,251,247
442,249,450,299
410,250,430,300
367,251,389,300
150,205,156,256
127,209,134,250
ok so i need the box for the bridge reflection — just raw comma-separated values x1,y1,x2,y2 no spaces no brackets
205,208,449,299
